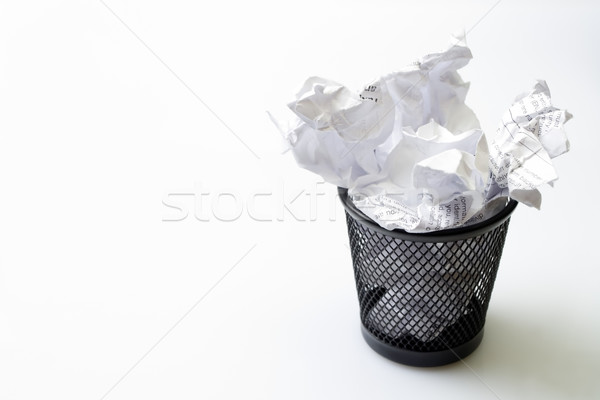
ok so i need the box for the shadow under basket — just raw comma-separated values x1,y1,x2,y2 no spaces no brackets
338,188,517,367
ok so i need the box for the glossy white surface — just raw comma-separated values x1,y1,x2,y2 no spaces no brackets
0,1,598,399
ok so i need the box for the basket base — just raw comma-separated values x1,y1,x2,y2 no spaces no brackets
361,325,484,367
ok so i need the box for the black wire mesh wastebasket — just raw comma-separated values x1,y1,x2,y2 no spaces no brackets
339,188,517,367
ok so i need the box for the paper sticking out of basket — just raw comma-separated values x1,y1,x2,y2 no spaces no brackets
273,37,571,233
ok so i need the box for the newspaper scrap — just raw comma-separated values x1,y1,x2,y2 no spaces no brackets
487,80,572,209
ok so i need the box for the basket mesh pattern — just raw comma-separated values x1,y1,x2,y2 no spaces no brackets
345,212,511,352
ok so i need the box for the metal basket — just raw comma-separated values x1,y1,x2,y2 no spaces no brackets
339,188,517,367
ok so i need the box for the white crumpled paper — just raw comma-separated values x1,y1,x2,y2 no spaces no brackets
275,38,571,233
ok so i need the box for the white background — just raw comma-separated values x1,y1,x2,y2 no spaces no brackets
1,1,599,399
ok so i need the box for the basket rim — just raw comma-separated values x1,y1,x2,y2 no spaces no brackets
338,187,518,242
